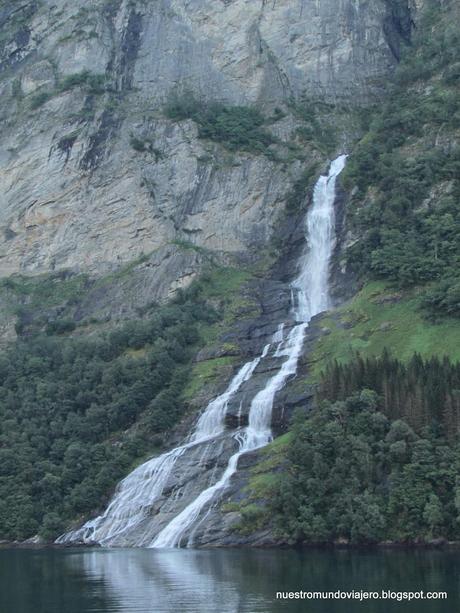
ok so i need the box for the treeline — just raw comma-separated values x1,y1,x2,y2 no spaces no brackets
0,289,218,541
319,352,460,439
344,2,460,316
272,390,460,544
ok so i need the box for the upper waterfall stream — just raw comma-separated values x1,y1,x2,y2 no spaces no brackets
57,155,347,548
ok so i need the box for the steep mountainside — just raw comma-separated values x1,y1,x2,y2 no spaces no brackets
1,0,410,282
1,0,459,546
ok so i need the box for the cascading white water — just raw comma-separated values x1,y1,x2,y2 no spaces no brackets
57,155,346,548
292,157,344,320
152,154,347,548
56,348,268,545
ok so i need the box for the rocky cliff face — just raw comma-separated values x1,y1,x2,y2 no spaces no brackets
1,0,414,300
1,0,421,546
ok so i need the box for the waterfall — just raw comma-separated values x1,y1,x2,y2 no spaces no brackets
56,155,346,548
152,154,347,548
56,348,268,545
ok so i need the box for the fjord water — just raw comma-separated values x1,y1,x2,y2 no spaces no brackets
59,155,347,547
0,548,457,613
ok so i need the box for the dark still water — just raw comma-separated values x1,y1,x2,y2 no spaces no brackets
0,548,458,613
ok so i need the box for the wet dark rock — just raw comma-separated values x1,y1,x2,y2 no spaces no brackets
329,183,359,304
382,0,414,61
79,107,121,171
195,344,241,363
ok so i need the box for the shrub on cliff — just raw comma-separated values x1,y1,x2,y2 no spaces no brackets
165,93,277,154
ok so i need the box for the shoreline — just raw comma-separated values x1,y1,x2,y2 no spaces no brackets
2,540,460,551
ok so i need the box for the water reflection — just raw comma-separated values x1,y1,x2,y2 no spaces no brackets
0,548,458,613
0,548,118,613
71,549,268,612
63,548,460,613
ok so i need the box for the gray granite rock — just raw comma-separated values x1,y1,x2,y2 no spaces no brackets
0,0,415,293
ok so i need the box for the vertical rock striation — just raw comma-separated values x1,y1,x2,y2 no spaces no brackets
0,0,414,295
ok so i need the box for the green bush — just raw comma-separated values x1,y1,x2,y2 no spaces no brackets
29,91,53,109
129,135,163,160
45,319,77,335
29,71,108,110
290,96,338,153
130,135,147,151
59,71,107,95
164,93,277,155
422,275,460,318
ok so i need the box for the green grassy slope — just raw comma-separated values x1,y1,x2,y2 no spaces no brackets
309,282,460,380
